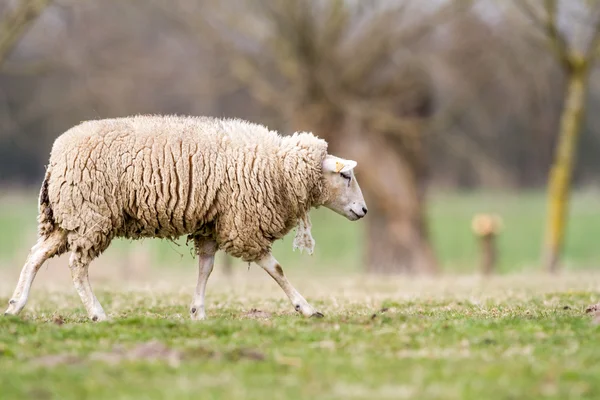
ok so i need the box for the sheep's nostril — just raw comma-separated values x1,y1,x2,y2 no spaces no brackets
362,207,368,215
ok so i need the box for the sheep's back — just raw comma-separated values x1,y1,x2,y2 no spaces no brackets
46,116,227,239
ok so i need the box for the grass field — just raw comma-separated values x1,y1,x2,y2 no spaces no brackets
1,273,599,400
1,189,599,399
1,190,599,274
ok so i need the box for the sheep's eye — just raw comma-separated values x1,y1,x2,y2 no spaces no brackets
340,172,351,181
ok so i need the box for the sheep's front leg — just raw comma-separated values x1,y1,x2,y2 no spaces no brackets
189,239,217,321
255,253,324,318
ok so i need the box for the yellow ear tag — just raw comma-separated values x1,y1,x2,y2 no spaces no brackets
335,161,344,173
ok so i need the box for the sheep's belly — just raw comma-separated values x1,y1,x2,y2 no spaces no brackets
117,209,208,240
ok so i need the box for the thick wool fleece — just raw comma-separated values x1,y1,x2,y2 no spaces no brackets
38,115,329,262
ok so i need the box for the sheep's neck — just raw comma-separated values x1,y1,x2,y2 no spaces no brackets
308,178,330,210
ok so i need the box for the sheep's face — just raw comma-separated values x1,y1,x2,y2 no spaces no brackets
321,155,368,221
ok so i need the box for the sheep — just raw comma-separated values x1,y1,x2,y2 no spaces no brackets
4,115,368,321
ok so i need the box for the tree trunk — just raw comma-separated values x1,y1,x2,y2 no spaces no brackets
542,68,588,273
335,123,438,275
365,202,437,274
479,234,496,276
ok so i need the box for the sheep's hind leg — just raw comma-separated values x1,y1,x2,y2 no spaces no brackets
69,251,107,322
4,231,67,316
255,253,323,318
189,239,217,321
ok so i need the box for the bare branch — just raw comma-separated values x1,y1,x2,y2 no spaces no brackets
511,0,576,71
0,0,52,68
145,0,289,111
511,0,549,34
1,60,51,75
544,0,577,71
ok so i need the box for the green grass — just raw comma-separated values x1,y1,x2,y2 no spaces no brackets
1,190,599,273
1,188,600,399
1,274,599,400
429,190,600,272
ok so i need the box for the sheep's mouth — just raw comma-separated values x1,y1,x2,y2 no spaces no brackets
349,210,362,220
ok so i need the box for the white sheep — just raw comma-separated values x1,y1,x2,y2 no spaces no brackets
4,115,368,321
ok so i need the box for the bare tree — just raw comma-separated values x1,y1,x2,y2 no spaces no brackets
162,0,478,274
512,0,600,272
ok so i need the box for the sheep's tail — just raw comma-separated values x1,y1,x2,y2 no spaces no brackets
37,169,56,237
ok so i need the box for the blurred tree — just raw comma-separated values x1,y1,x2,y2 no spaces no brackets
0,0,51,67
4,0,600,275
428,6,560,189
512,0,600,272
188,0,478,274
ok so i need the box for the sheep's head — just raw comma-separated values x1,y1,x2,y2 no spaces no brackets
321,155,368,221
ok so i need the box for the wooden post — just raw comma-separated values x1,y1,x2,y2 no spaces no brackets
471,214,502,276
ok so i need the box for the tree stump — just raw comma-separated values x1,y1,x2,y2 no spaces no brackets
471,214,502,276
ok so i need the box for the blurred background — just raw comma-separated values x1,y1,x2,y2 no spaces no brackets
1,0,599,282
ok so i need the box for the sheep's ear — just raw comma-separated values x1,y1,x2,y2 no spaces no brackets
323,157,357,173
338,159,357,172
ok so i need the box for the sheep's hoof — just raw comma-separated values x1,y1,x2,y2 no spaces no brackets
90,313,108,322
4,302,20,316
310,312,325,318
190,313,207,321
190,307,207,321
